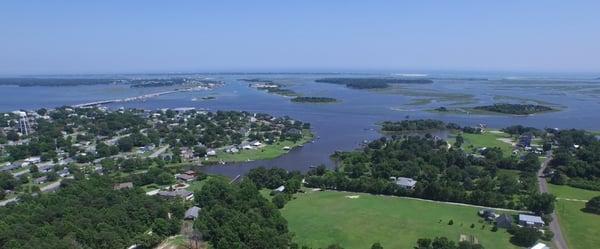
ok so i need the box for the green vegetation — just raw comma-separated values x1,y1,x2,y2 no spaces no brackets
316,77,433,89
282,191,517,249
208,129,313,162
0,176,184,249
310,134,541,210
380,119,446,132
459,131,514,156
193,178,291,249
473,104,556,115
291,96,338,103
548,129,600,191
548,184,600,249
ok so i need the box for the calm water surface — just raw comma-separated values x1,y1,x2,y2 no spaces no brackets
1,73,599,177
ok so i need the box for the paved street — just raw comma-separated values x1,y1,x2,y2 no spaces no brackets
537,153,569,249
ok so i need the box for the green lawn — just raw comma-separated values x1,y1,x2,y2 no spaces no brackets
282,191,518,249
209,130,314,163
459,130,515,156
548,184,600,249
548,184,600,200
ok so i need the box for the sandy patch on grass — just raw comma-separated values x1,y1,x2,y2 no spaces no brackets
345,195,360,199
497,138,515,146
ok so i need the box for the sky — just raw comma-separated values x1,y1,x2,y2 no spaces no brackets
1,1,599,75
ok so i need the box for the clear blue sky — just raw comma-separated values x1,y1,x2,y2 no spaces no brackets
1,1,599,75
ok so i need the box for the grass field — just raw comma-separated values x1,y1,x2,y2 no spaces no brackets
282,191,518,249
209,130,314,163
548,184,600,249
459,130,515,156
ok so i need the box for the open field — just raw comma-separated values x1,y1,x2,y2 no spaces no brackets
459,130,515,156
209,130,314,163
549,184,600,249
282,191,518,249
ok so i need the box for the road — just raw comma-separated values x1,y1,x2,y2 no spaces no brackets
0,180,63,207
149,145,170,158
537,152,569,249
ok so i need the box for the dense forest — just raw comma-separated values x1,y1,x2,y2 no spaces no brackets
0,176,183,249
291,97,338,103
473,104,555,115
548,129,600,190
315,77,434,89
193,177,292,249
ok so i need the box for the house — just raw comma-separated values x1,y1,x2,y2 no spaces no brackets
286,128,302,136
113,182,134,190
33,176,48,184
157,189,194,201
184,206,201,220
518,134,533,148
530,243,549,249
392,177,417,190
176,173,196,182
0,162,21,172
184,170,196,176
495,214,513,229
206,149,217,156
518,214,545,228
24,156,41,164
58,168,70,177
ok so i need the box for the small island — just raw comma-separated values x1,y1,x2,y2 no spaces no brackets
380,119,446,132
316,77,434,89
245,79,299,97
291,96,338,103
473,103,556,115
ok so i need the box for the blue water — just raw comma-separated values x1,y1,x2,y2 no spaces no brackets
1,72,599,177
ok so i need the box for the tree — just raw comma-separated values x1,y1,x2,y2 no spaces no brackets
6,130,19,141
117,136,134,152
416,238,432,249
585,196,600,214
550,173,567,185
518,153,540,172
510,227,541,247
371,243,383,249
272,193,287,209
454,135,464,148
525,193,556,215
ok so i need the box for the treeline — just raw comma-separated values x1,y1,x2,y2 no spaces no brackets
381,119,482,134
315,77,433,89
0,78,121,87
0,176,183,249
307,136,549,211
548,129,600,190
415,237,483,249
291,97,338,103
381,119,446,132
130,78,221,88
473,104,555,115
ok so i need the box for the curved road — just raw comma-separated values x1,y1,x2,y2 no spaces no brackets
538,152,569,249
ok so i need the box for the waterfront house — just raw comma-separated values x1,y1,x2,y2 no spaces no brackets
176,173,196,182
